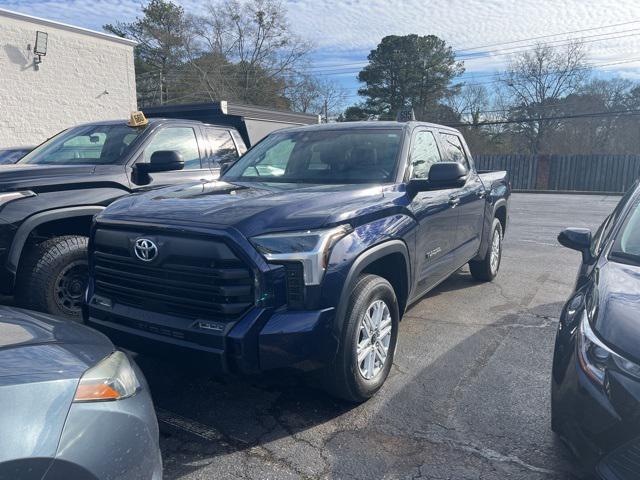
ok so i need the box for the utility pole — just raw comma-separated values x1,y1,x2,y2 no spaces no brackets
159,70,163,105
323,99,328,123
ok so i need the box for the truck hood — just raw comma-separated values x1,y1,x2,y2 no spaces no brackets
0,164,96,191
591,261,640,363
99,180,406,237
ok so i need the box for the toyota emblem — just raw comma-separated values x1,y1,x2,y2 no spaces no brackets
134,238,158,262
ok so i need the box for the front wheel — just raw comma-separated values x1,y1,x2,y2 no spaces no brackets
469,218,503,282
16,235,89,320
323,274,399,402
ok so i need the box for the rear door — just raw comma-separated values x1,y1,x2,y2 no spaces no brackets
407,128,460,294
130,125,216,190
439,131,486,264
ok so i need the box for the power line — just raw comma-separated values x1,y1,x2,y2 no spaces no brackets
302,19,640,70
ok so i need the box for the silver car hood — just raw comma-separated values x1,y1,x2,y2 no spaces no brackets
0,307,114,464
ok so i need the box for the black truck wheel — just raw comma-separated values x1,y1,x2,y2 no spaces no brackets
16,235,89,320
469,218,503,282
324,274,399,402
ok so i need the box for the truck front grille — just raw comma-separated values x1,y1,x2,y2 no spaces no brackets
92,228,254,322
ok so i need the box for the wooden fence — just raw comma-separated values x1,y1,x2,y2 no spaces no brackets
474,154,640,193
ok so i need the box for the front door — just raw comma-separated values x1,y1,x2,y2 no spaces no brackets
406,129,460,295
130,125,217,191
439,132,486,264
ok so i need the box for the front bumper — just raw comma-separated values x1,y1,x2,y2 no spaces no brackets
43,360,162,480
85,293,338,374
552,337,640,478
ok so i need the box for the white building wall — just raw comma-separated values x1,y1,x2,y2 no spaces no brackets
0,9,137,148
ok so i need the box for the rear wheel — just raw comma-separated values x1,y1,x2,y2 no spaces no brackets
323,274,399,402
16,235,88,320
469,218,503,282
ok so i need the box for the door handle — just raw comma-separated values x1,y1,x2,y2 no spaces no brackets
448,197,461,207
477,191,487,199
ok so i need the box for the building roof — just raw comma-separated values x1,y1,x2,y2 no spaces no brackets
0,7,137,47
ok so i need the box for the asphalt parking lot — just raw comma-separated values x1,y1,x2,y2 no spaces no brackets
125,192,618,480
0,192,621,479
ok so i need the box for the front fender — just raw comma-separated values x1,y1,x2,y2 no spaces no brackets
320,214,415,349
6,206,104,274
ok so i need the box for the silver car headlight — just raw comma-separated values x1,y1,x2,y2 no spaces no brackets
0,191,36,207
73,351,141,402
577,312,640,385
250,225,351,285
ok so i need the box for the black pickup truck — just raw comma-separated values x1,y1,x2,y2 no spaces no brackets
85,121,510,402
0,116,246,318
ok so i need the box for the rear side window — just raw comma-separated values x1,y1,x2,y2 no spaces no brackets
409,131,442,179
205,128,239,166
144,127,201,169
440,133,469,168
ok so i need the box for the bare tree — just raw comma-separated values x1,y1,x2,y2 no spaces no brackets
447,84,490,125
286,76,347,120
189,0,312,105
499,41,589,154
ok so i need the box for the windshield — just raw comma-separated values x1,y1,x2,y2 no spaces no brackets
18,124,147,165
610,199,640,265
223,129,402,184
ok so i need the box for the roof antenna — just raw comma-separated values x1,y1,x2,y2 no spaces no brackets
396,107,415,122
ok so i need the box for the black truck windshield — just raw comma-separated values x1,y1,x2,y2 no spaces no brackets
19,124,147,165
223,129,402,183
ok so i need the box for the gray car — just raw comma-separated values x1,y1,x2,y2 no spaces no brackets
0,306,162,480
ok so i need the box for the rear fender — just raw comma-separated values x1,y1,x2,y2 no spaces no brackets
474,197,508,261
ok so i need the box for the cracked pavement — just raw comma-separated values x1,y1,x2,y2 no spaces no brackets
108,194,622,479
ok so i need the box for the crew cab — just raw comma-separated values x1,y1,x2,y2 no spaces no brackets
85,121,510,402
0,114,246,318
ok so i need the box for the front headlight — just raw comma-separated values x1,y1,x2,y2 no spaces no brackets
250,225,351,285
0,190,36,207
73,351,141,402
577,312,640,385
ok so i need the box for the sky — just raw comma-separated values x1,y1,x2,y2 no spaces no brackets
2,0,640,105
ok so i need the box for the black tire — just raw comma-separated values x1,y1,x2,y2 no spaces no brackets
469,218,503,282
16,235,89,320
323,274,400,403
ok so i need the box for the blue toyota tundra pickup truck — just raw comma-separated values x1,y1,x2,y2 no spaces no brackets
84,121,510,402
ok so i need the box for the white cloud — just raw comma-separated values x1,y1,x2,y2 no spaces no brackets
3,0,640,83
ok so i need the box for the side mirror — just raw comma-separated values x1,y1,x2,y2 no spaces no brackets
558,228,593,263
428,162,468,188
136,150,184,174
407,162,468,193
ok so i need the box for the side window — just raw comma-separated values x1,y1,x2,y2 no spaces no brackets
230,130,247,156
409,131,441,179
441,133,469,168
206,128,239,166
143,127,201,169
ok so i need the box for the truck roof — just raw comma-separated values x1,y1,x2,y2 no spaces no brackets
76,118,230,129
280,121,461,135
